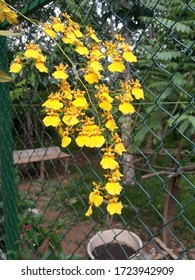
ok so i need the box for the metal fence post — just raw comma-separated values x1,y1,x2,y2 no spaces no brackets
0,36,19,259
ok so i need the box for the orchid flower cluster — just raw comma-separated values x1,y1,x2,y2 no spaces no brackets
7,4,144,216
0,0,18,25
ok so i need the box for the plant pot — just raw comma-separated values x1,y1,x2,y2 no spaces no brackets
87,229,143,260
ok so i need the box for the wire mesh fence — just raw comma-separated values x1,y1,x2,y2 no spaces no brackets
0,0,194,260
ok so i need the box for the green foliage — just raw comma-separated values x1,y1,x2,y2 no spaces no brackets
168,113,195,135
133,0,195,154
17,188,82,259
154,18,192,34
129,125,148,153
155,51,181,61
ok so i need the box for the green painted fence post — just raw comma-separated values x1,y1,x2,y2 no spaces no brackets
0,36,19,259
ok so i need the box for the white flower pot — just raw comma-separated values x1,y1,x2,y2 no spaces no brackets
87,229,143,260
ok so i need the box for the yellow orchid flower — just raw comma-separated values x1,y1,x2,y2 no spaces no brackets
119,102,135,115
76,134,90,147
51,17,65,32
89,59,103,72
99,100,112,111
9,56,23,73
52,63,69,80
100,153,119,170
24,42,43,60
85,205,93,216
61,135,71,148
108,56,126,73
75,41,89,56
0,1,18,24
62,114,79,126
42,99,63,110
43,23,57,38
105,118,118,132
84,69,100,84
132,80,144,100
35,61,48,73
107,198,123,215
58,81,73,100
114,142,126,155
86,26,101,43
89,191,103,207
89,135,105,148
105,181,122,195
43,114,61,127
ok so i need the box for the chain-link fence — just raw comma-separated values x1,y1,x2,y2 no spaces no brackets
0,0,194,260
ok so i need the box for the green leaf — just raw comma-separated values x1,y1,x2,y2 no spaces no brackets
188,116,195,128
160,87,172,100
0,70,12,82
0,30,22,37
178,119,190,134
131,126,148,147
155,18,192,34
175,22,191,34
156,51,181,61
168,114,195,133
145,105,155,114
172,72,185,86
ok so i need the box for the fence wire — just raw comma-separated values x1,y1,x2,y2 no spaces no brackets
0,0,194,260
